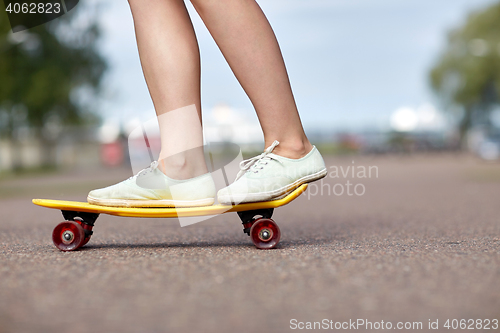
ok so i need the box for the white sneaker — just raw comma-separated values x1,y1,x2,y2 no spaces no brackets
217,141,327,204
87,161,216,208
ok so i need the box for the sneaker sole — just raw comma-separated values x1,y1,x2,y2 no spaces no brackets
87,196,215,208
218,168,328,204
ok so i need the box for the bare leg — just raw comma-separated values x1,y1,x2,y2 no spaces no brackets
129,0,207,179
190,0,313,159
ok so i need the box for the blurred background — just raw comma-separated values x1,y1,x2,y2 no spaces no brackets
1,2,500,332
1,0,500,175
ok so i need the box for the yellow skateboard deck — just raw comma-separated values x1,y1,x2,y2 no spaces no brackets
32,184,307,218
34,184,307,251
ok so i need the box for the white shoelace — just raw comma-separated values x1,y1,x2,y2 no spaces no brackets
236,140,280,180
131,141,281,182
129,161,159,180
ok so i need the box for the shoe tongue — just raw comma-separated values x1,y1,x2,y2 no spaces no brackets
251,154,277,169
265,153,280,160
136,167,166,189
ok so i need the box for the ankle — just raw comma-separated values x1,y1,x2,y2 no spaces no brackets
268,138,313,159
158,153,208,180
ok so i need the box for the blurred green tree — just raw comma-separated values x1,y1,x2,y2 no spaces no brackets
0,6,106,169
430,2,500,147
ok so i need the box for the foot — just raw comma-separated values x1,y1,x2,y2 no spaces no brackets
87,161,216,208
217,141,327,204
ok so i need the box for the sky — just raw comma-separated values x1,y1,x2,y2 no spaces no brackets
92,0,497,134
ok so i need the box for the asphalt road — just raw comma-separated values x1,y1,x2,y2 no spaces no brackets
0,155,499,333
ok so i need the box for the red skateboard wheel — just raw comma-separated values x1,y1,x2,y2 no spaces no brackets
250,218,281,249
52,221,86,251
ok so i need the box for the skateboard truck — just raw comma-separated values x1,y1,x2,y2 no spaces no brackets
237,208,274,236
237,208,281,250
62,210,99,244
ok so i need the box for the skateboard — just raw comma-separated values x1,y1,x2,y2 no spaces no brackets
32,184,308,251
